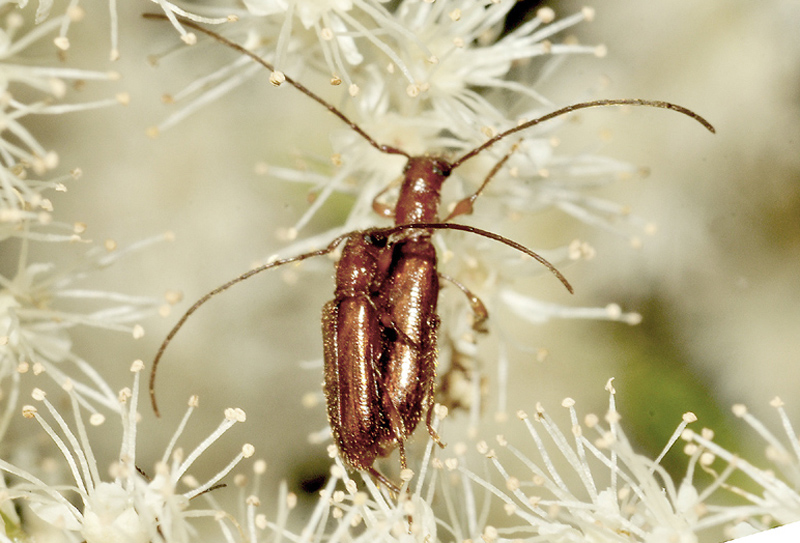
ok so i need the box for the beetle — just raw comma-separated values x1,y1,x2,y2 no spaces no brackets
149,221,569,490
145,14,715,490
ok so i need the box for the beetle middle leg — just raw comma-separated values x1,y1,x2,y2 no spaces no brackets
439,272,489,333
442,141,521,223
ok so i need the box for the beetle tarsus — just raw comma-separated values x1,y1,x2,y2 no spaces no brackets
368,467,401,496
425,407,446,449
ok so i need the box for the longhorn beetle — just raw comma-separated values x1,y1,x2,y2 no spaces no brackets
146,14,715,491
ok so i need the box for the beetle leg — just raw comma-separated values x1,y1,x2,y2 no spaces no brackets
368,467,401,496
442,141,521,223
371,175,403,218
364,291,425,352
381,393,411,444
398,440,408,470
439,272,489,333
377,310,423,352
425,407,446,449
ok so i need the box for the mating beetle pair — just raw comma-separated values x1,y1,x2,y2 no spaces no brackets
147,15,715,491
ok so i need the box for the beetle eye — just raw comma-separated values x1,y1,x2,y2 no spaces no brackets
433,161,452,177
367,232,388,247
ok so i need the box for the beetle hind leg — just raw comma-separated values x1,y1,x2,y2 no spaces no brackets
398,440,408,470
367,467,401,496
425,406,446,449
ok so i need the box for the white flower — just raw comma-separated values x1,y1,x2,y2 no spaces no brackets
0,10,123,155
146,0,236,49
684,398,800,539
240,0,431,86
422,382,707,542
149,4,634,251
0,10,125,237
0,234,168,440
81,481,149,543
234,410,447,542
373,4,601,117
0,361,254,542
0,166,79,242
232,381,787,542
149,0,438,135
150,3,598,132
249,6,617,235
0,0,84,50
226,6,643,253
7,0,234,59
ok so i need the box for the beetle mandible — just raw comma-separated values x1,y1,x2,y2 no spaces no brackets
146,14,715,490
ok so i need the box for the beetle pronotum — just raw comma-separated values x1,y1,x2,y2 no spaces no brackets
146,14,715,491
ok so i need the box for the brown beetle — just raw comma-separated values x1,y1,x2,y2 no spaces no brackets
146,15,715,490
149,222,568,488
320,229,399,486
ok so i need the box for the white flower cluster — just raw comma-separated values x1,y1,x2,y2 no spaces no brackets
226,382,800,543
1,361,253,542
0,5,166,434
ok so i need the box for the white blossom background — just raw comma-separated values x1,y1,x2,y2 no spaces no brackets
5,0,799,528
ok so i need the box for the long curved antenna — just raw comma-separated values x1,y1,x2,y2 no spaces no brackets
385,223,573,294
149,231,353,416
142,13,410,159
452,99,716,168
146,15,715,172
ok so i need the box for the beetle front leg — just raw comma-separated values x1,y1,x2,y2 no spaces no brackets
372,176,403,218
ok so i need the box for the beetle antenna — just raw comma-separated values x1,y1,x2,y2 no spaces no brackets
374,223,574,294
452,99,715,169
149,231,352,416
142,13,410,159
145,16,715,171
